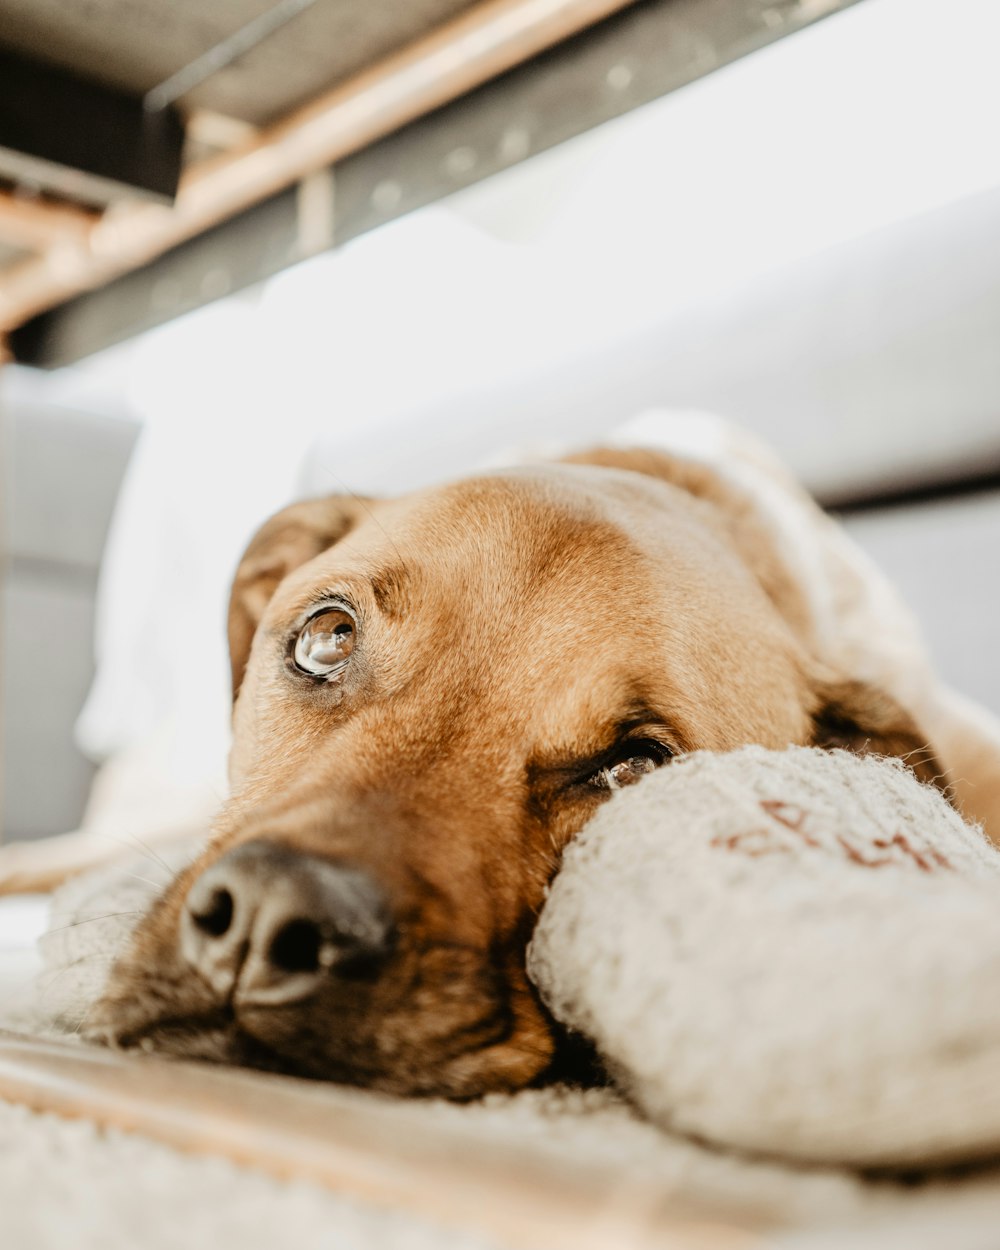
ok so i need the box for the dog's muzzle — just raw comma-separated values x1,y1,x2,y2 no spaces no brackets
180,839,395,1007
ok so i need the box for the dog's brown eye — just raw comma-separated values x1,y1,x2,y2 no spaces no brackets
294,609,355,679
593,742,671,791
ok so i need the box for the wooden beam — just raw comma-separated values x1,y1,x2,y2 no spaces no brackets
183,110,261,154
0,192,98,253
9,0,866,368
0,1032,759,1250
0,0,638,335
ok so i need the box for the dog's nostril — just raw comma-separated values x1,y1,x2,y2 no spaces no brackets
182,841,395,1001
191,887,235,938
268,919,322,975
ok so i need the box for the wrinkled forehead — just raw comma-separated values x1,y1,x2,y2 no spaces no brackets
262,465,780,734
276,464,728,617
250,464,804,757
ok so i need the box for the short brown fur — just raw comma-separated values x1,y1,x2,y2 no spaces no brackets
88,451,946,1094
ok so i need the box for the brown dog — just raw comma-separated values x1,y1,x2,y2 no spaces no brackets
73,442,993,1098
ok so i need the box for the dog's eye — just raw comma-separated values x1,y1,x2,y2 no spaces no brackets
593,741,671,790
294,609,355,679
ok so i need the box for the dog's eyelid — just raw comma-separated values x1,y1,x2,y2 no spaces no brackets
285,596,359,641
299,594,357,626
620,726,679,754
535,724,677,795
606,730,676,765
609,713,680,754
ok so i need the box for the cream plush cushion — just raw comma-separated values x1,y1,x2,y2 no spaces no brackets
529,745,1000,1169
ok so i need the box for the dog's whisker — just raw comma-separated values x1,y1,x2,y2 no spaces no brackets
43,909,145,936
317,460,410,572
6,954,100,1018
67,992,105,1040
125,872,170,892
36,950,105,990
63,996,99,1040
43,936,134,1033
121,831,177,878
0,915,139,1016
90,831,175,880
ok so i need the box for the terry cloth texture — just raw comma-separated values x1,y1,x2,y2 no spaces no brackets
0,1099,504,1250
529,745,1000,1168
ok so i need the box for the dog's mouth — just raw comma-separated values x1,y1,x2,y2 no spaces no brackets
78,826,566,1096
84,928,557,1097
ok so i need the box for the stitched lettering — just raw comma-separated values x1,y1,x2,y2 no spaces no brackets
872,832,952,873
759,799,820,846
705,799,956,872
711,828,790,856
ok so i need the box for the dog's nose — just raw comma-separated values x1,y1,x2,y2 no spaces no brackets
181,839,394,1005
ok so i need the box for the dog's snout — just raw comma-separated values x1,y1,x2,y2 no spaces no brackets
181,839,394,1006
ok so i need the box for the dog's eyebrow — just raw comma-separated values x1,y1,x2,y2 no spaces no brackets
367,564,411,616
599,694,687,750
529,703,684,791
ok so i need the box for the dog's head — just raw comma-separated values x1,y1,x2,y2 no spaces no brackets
90,453,940,1093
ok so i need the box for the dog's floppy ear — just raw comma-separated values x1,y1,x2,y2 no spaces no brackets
228,496,370,699
811,676,944,788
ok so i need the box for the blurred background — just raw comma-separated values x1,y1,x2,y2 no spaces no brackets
1,0,998,844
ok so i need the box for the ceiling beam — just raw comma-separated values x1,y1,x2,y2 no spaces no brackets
0,0,639,337
0,191,97,252
8,0,865,367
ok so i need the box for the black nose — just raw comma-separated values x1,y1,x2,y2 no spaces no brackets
181,840,394,1005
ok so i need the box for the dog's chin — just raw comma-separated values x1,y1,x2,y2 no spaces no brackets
83,967,559,1098
82,1010,556,1097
